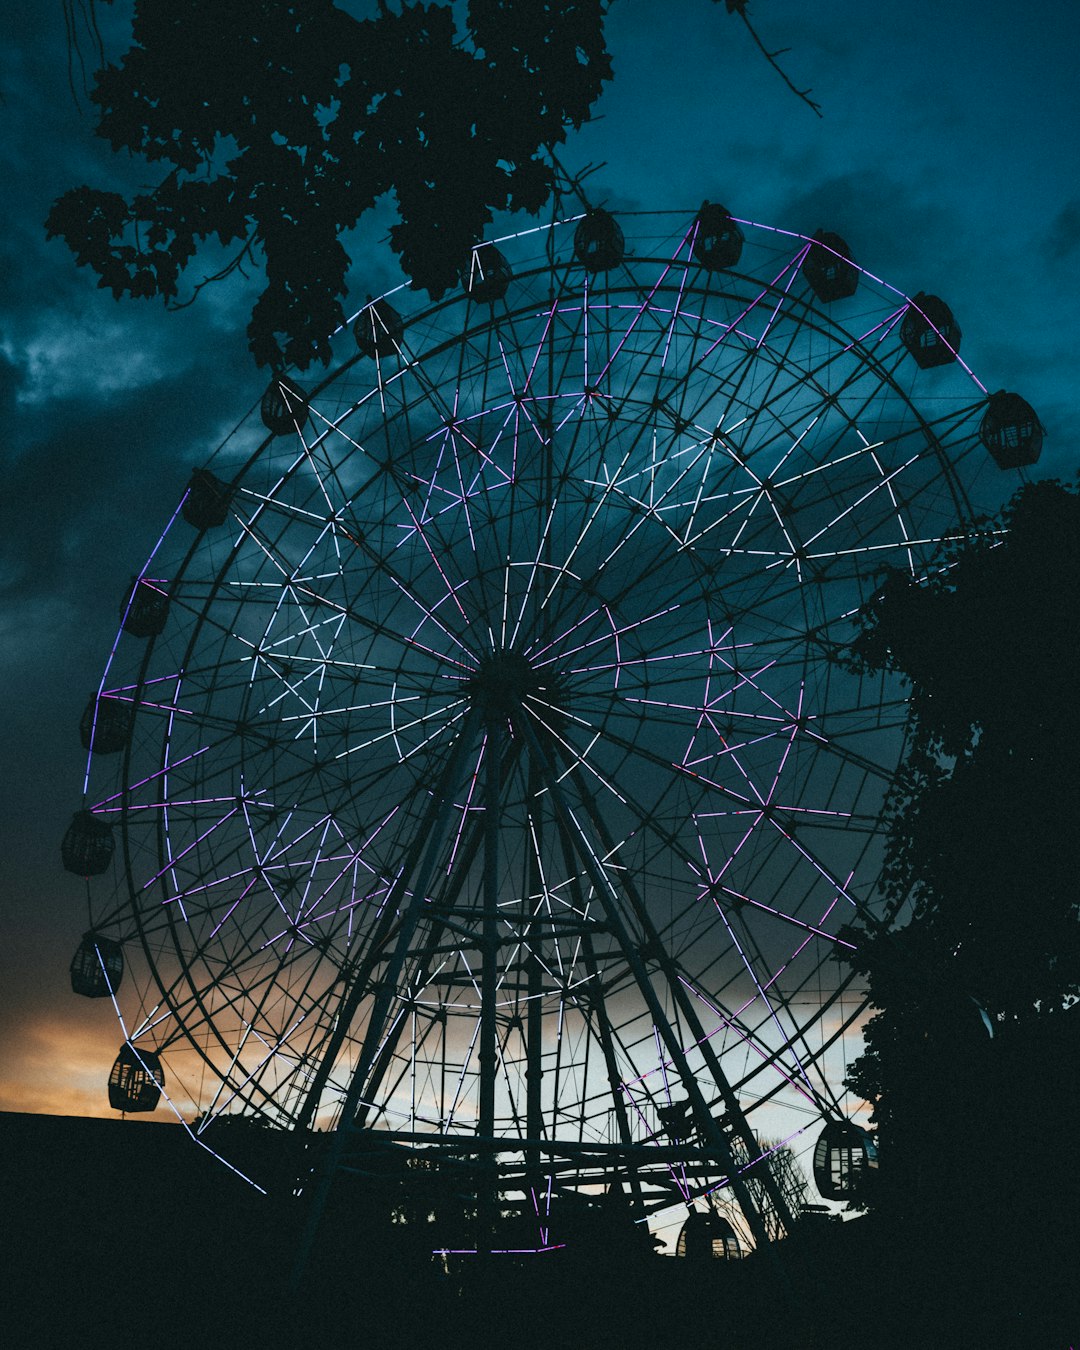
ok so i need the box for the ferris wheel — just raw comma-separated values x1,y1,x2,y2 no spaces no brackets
65,203,1041,1255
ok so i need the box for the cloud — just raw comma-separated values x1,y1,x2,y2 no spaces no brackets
775,168,953,286
1043,200,1080,262
0,344,23,425
0,1012,122,1119
0,350,239,608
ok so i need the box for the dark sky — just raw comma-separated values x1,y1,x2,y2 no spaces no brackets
1,0,1077,1120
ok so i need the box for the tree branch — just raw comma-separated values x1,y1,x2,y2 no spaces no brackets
721,0,823,117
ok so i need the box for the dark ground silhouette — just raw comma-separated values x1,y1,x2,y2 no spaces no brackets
3,1112,1074,1349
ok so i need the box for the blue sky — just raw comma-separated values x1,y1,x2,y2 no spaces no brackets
1,0,1077,1119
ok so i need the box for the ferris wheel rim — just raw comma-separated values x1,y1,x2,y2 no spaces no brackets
76,205,1013,1239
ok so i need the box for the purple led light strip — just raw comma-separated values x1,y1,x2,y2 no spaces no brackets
593,221,697,387
697,1126,811,1208
103,975,266,1193
655,1024,692,1199
620,1080,691,1203
659,223,698,371
432,1245,567,1256
734,216,988,393
198,1010,310,1126
147,806,240,894
621,886,842,1098
83,493,187,795
754,241,813,350
688,893,825,1108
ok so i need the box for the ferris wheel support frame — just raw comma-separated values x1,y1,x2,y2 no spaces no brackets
290,699,801,1283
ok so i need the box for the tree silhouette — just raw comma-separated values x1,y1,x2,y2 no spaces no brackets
841,478,1080,1300
47,0,818,371
46,0,612,370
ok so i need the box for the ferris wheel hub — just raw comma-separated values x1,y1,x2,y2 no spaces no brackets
467,648,547,718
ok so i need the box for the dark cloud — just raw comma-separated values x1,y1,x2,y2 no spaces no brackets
1,331,252,604
776,168,954,286
0,346,24,425
1043,201,1080,262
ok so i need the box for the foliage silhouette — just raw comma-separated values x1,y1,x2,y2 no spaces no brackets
847,478,1080,1020
841,479,1080,1341
46,0,612,369
47,0,818,371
